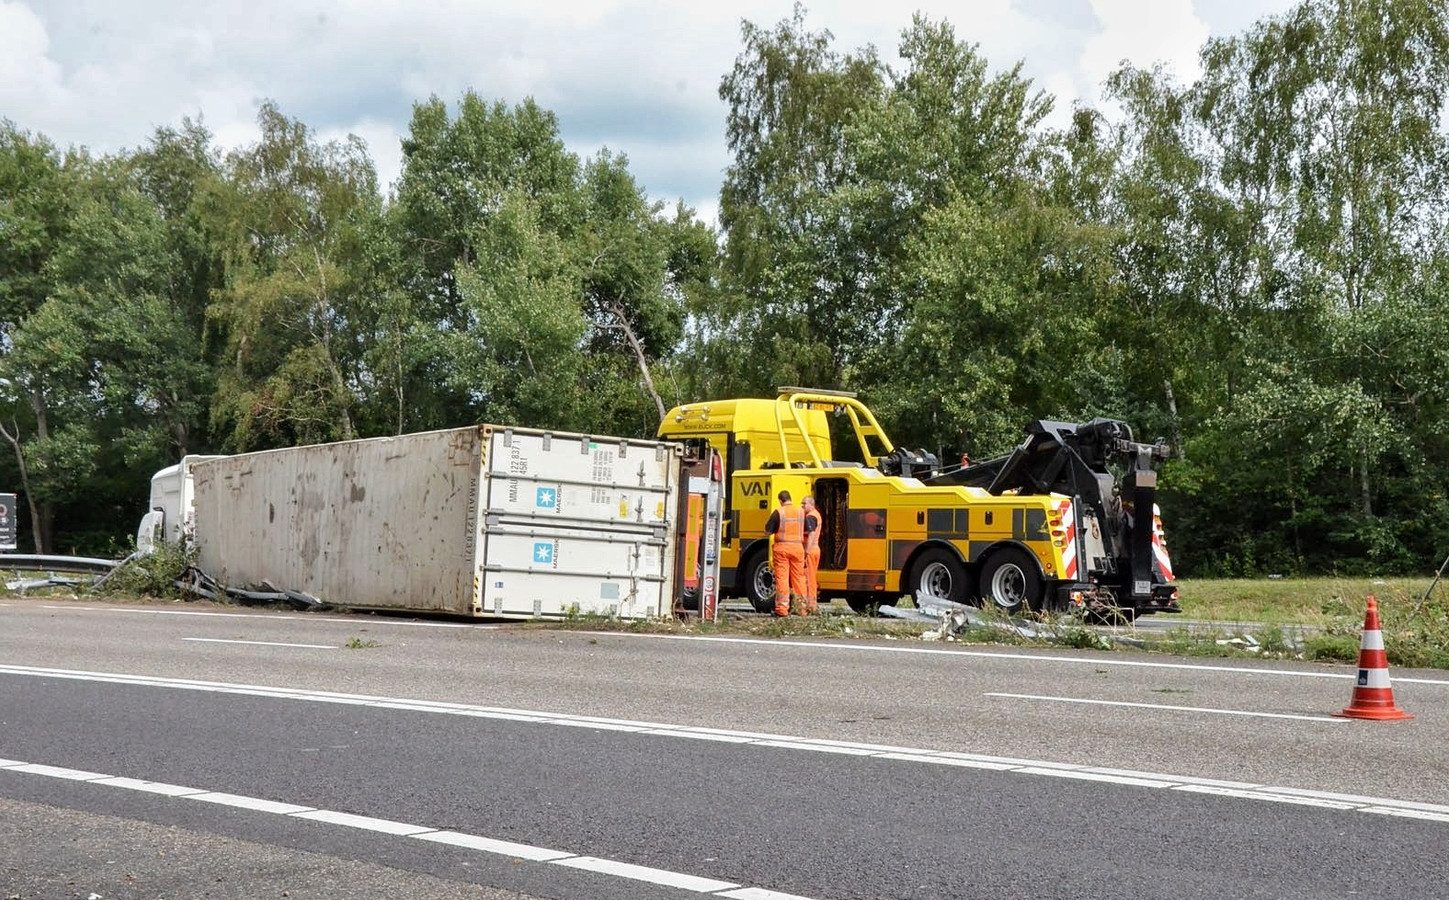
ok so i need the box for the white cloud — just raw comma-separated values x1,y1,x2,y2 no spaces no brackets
1082,0,1210,89
3,0,1293,216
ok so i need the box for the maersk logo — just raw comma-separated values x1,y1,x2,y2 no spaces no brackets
533,542,554,564
536,487,556,508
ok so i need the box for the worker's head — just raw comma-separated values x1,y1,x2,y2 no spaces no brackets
777,490,792,504
801,495,815,511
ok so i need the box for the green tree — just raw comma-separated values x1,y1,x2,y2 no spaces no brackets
205,102,383,450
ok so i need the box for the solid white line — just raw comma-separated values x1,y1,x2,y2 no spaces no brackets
1,663,1443,822
293,809,436,835
753,740,877,756
987,692,1348,722
10,763,107,781
1172,784,1360,809
1015,767,1177,789
94,777,205,797
1361,806,1449,823
1256,787,1449,813
551,856,738,892
183,638,337,649
877,753,1016,771
645,730,756,743
0,757,803,899
415,830,573,861
185,792,313,815
593,631,1449,686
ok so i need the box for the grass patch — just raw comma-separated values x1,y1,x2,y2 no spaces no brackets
1175,576,1432,624
344,637,381,649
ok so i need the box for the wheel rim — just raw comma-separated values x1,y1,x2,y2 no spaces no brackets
988,563,1027,609
918,561,955,600
754,562,776,601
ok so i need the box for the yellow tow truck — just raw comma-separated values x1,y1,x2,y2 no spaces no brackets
658,388,1178,618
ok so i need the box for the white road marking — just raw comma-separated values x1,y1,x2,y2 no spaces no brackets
1362,806,1449,823
416,830,572,861
1016,767,1178,788
186,792,313,815
95,776,205,797
183,638,337,649
38,604,477,628
10,763,106,781
293,809,436,835
1172,784,1360,810
596,631,1449,686
987,692,1349,722
551,857,738,892
1,663,1445,822
0,756,809,899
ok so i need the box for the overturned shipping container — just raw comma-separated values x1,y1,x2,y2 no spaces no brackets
190,425,683,619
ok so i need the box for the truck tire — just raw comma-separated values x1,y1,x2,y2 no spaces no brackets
741,547,777,614
978,548,1042,614
909,547,970,606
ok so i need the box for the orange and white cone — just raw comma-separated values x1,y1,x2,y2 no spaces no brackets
1333,595,1412,721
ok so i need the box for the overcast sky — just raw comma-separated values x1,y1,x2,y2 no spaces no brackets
3,0,1298,223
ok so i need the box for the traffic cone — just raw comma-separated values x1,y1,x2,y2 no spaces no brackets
1333,595,1412,721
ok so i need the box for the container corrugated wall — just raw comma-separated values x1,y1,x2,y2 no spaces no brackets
190,425,682,619
192,427,484,614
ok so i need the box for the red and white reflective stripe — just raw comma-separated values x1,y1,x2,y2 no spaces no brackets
1150,503,1174,582
1059,499,1077,580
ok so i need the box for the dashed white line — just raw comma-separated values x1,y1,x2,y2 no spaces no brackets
39,604,477,628
986,692,1349,722
0,662,1444,822
0,757,808,899
182,637,337,649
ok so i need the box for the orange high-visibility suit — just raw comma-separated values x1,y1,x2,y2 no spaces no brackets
767,501,806,616
803,505,822,614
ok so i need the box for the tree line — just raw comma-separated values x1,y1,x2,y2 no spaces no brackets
1,0,1446,578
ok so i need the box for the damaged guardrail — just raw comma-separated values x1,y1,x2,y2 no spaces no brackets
880,590,1147,648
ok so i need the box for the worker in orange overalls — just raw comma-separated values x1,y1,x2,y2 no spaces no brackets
765,490,807,616
801,495,822,614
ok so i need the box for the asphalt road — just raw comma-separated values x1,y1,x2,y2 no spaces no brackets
2,597,1448,899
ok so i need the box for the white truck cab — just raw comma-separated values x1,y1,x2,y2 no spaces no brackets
136,455,224,553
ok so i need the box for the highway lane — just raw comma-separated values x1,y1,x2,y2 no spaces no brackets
3,598,1449,898
3,599,1446,801
2,672,1447,900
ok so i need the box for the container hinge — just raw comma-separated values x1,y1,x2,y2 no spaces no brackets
541,432,551,451
581,436,592,455
618,439,628,458
502,428,513,448
637,461,647,486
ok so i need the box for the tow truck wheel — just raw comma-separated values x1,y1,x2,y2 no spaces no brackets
742,549,777,614
909,548,969,606
978,548,1042,614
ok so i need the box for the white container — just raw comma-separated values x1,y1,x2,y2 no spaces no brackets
188,425,682,619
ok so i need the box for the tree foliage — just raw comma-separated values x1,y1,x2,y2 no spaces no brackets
2,0,1448,578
